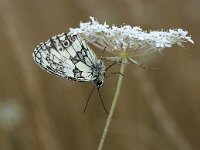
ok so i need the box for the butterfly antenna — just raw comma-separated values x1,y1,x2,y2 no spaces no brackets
100,47,118,71
83,85,96,113
97,88,109,114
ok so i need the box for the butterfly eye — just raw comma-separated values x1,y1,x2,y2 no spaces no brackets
98,81,103,87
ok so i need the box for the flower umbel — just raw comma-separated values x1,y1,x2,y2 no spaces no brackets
69,17,193,65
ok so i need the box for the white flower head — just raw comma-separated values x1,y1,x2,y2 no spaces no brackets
68,17,193,65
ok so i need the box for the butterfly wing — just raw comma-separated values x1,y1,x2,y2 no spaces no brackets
33,33,97,82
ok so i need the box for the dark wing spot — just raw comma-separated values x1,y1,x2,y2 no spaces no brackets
63,40,70,47
70,56,78,64
69,35,77,42
73,67,82,78
50,38,57,49
77,51,84,60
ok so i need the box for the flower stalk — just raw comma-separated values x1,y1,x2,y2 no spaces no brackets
98,60,126,150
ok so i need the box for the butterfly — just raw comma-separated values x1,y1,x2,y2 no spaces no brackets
33,33,108,113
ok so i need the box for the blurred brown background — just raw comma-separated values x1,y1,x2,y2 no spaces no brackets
0,0,199,150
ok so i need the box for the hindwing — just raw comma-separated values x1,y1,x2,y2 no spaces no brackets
33,33,98,81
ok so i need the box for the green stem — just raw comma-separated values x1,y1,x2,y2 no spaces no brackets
98,62,126,150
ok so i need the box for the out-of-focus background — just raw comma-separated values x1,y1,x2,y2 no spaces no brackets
0,0,199,150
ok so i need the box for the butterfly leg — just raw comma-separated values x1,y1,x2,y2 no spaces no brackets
128,58,159,69
83,86,96,114
97,88,109,114
105,72,124,78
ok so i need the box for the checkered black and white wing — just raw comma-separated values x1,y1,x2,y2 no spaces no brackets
32,33,98,82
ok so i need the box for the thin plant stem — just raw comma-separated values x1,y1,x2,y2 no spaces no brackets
98,62,126,150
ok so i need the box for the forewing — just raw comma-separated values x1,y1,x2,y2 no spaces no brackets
33,33,97,81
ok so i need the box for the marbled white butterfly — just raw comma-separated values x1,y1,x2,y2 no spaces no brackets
33,33,108,113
